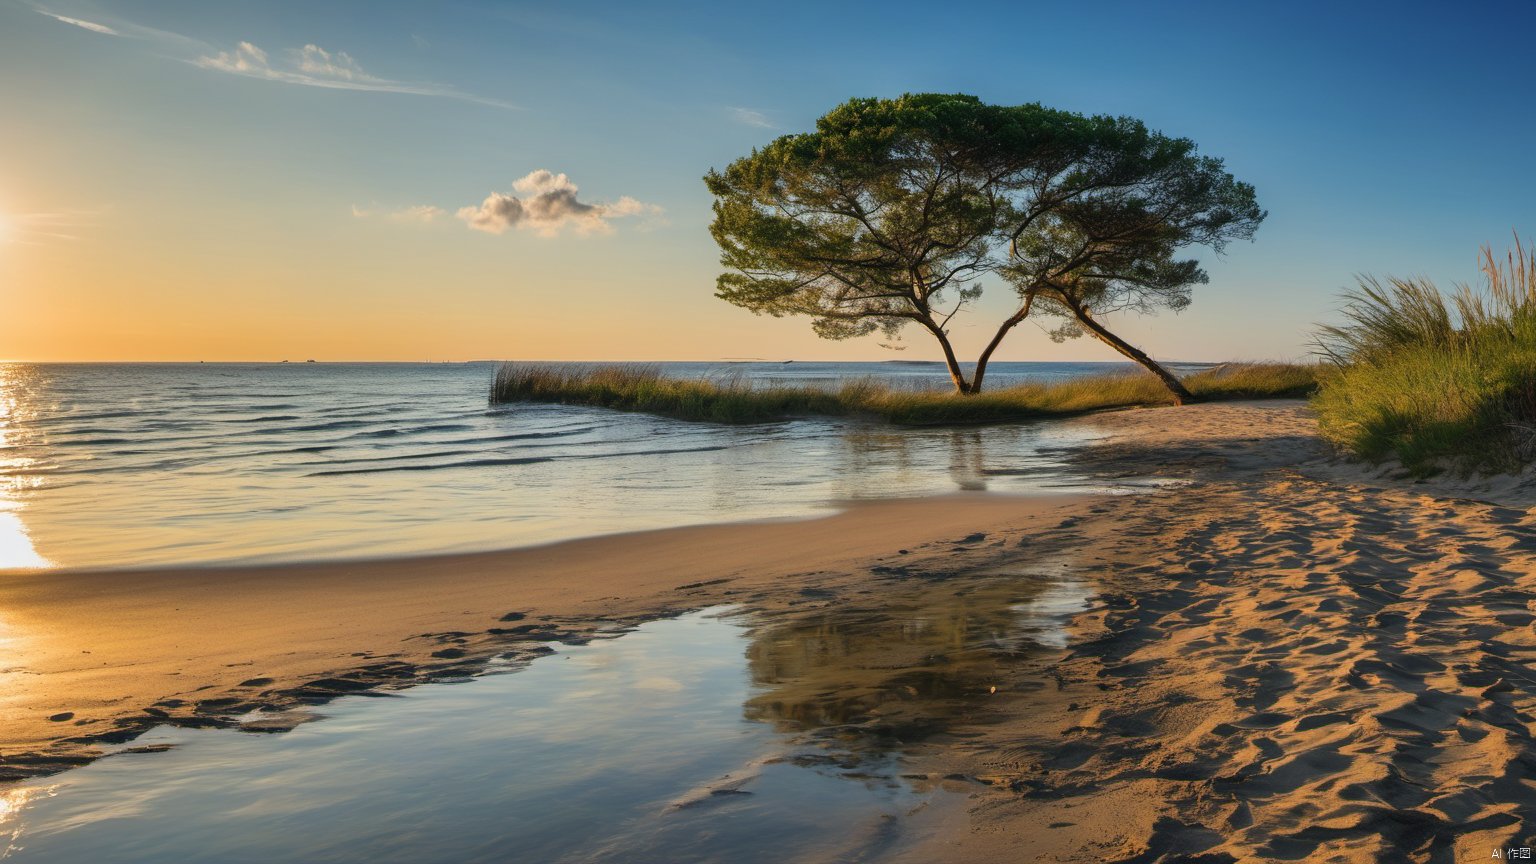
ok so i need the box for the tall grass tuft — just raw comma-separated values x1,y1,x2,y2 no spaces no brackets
492,361,1319,426
1313,235,1536,474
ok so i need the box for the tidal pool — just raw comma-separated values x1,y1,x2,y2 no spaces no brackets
0,566,1090,863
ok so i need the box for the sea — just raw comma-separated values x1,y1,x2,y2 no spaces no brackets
0,360,1190,572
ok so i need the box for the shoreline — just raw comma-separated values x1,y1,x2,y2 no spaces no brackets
3,489,1074,578
0,490,1092,781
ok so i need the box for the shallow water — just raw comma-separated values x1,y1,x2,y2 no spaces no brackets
0,361,1174,571
0,566,1090,863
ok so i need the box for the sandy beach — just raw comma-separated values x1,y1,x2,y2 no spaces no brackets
897,401,1536,862
6,399,1536,860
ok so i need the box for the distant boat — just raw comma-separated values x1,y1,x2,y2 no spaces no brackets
306,359,317,363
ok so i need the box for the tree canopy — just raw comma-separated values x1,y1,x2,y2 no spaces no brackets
705,93,1265,398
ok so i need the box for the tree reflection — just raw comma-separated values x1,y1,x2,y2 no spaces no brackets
742,568,1084,751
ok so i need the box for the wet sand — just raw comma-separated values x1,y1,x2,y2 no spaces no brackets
7,399,1536,860
0,492,1087,779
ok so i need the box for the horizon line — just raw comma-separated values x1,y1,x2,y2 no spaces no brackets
0,357,1278,365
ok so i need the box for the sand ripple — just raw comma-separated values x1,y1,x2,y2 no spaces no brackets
916,402,1536,862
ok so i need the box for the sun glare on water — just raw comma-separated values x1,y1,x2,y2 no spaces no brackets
0,366,51,569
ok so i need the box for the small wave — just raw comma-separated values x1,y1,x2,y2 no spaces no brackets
304,444,731,477
457,426,601,444
27,410,144,425
347,422,478,439
214,414,305,424
46,426,138,438
39,437,136,447
306,455,556,476
285,419,386,433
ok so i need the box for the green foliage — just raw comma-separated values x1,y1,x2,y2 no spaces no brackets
704,93,1265,394
491,362,1317,426
1312,238,1536,474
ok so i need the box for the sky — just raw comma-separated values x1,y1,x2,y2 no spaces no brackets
1,0,1533,363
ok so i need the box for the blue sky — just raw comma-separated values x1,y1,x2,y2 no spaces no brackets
2,0,1532,361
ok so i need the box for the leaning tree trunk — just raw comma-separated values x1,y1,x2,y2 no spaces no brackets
921,318,974,394
970,293,1036,394
1067,303,1195,405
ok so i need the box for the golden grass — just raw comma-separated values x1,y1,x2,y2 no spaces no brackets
491,361,1319,425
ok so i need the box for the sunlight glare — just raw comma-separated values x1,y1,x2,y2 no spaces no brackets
0,366,51,569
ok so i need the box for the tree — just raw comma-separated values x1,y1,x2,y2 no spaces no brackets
705,94,1265,399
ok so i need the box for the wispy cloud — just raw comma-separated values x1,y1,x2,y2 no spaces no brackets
456,170,663,238
31,5,513,109
37,10,117,35
729,107,774,129
193,40,515,108
1,209,103,246
296,44,368,81
351,204,446,223
32,4,212,48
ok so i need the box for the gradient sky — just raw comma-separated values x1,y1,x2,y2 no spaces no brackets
2,0,1532,362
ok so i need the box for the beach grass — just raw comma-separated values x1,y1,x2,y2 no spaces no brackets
1312,237,1536,475
490,361,1319,426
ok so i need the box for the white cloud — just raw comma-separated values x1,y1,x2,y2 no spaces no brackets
37,11,118,35
192,39,514,108
295,44,373,82
32,4,204,47
730,107,773,128
31,5,514,111
457,170,663,238
352,204,445,223
197,41,274,77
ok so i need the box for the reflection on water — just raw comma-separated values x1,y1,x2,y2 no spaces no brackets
0,787,46,855
0,366,48,569
0,362,1127,571
745,561,1090,748
0,611,924,863
0,566,1091,863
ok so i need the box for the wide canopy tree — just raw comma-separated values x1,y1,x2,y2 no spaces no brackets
704,93,1265,400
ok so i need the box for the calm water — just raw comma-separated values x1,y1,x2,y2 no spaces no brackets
0,565,1090,863
0,361,1174,571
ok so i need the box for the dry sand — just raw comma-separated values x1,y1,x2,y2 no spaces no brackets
893,401,1536,862
6,398,1536,862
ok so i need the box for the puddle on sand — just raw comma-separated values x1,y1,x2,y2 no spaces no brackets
746,561,1091,753
0,568,1091,864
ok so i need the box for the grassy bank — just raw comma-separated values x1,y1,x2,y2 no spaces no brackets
1313,239,1536,475
490,361,1318,425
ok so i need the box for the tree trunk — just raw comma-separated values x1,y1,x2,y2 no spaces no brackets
970,294,1035,394
920,318,973,394
1068,304,1195,405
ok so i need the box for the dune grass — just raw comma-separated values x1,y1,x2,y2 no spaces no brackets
1312,237,1536,475
491,361,1318,426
